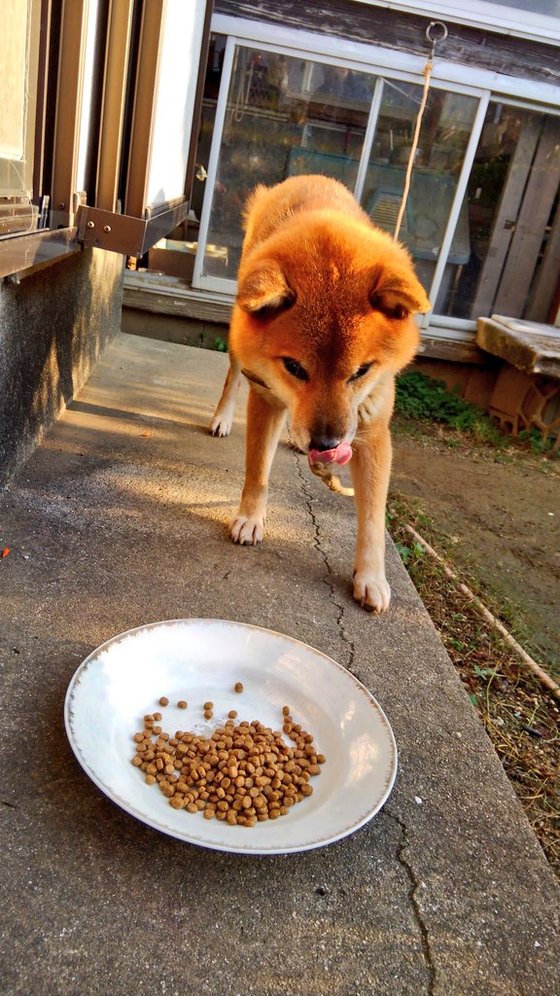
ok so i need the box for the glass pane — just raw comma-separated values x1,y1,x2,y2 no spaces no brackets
190,34,226,224
360,80,478,305
443,103,560,321
0,0,39,235
201,45,375,281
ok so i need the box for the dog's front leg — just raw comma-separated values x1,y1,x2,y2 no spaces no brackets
230,386,286,545
350,422,392,612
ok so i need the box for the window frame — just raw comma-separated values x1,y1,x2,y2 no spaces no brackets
191,13,560,337
212,13,560,107
0,0,213,279
351,0,560,46
191,27,487,316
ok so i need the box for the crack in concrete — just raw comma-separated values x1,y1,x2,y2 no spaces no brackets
294,452,357,674
296,451,436,991
386,808,436,995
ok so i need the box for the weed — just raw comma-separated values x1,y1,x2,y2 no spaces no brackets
473,664,498,679
387,489,560,877
518,428,556,455
213,336,228,352
394,536,425,564
395,371,504,445
394,541,411,563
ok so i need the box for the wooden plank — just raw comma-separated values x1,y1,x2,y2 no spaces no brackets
470,114,541,319
477,315,560,377
526,166,560,322
215,1,560,85
494,116,560,317
417,334,486,365
123,274,232,323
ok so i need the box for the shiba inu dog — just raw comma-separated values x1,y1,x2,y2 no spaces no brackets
211,175,430,612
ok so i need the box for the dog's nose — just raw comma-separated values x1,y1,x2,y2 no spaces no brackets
309,436,341,452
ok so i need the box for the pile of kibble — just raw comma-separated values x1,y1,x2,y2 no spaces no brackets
130,689,325,827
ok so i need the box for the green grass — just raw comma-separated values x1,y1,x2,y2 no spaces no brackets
395,371,505,445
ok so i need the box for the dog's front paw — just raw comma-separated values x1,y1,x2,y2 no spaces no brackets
210,412,233,437
230,515,265,545
352,572,391,613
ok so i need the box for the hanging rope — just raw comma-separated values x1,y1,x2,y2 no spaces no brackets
394,21,448,241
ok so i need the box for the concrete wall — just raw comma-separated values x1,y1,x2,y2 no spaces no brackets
0,247,124,487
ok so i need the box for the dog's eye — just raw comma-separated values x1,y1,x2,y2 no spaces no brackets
348,363,372,383
282,357,309,381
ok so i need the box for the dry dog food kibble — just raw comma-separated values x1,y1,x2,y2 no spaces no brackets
177,700,188,709
130,703,324,827
159,697,169,707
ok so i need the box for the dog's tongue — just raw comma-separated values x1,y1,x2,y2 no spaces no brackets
308,441,353,466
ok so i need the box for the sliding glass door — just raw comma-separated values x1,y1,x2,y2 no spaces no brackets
195,42,377,286
192,33,560,329
358,80,479,311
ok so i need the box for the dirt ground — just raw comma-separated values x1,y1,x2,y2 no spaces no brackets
389,423,560,677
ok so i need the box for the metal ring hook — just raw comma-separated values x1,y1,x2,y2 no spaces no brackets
426,20,448,59
426,20,448,44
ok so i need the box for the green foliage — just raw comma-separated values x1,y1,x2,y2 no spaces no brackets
473,664,497,679
395,541,411,563
213,337,228,352
517,428,556,455
396,371,476,425
395,371,503,443
395,540,424,565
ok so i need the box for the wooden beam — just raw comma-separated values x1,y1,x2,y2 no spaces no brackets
469,115,541,319
214,0,560,84
494,116,560,317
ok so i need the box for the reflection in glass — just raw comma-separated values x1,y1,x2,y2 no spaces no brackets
194,40,560,325
444,103,560,322
360,80,478,308
201,45,374,280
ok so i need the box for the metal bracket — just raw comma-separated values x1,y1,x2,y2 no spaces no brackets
76,200,192,257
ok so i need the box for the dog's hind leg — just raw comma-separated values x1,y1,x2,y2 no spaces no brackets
210,353,242,437
230,387,286,545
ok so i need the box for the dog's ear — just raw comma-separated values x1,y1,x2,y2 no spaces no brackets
237,260,295,315
370,268,431,319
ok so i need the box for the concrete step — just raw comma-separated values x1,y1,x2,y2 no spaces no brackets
1,332,558,995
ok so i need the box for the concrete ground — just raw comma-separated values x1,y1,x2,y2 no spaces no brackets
1,332,558,995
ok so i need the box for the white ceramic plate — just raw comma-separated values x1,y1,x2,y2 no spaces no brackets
64,619,397,854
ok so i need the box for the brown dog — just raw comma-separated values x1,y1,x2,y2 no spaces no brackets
211,175,430,612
